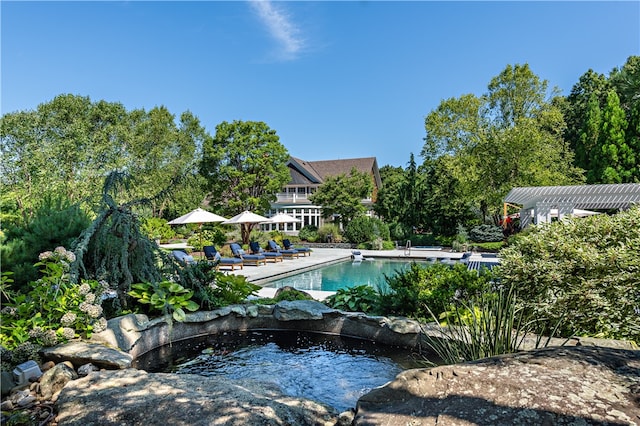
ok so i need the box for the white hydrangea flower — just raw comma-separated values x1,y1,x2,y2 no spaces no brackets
61,327,76,340
79,301,91,313
61,312,77,326
39,251,53,260
92,317,108,333
87,304,103,319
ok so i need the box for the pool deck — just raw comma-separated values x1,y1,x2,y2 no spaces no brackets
219,247,470,300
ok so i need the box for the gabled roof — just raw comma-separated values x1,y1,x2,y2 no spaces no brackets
288,157,323,184
286,156,382,188
504,184,640,210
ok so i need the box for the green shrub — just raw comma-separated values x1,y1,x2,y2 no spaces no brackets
344,216,390,245
389,222,412,242
207,273,261,306
298,225,318,242
1,196,91,290
377,262,493,320
410,233,440,247
325,285,379,314
274,288,314,302
141,217,175,241
318,224,341,243
497,207,640,342
469,224,504,243
472,241,504,251
344,216,376,244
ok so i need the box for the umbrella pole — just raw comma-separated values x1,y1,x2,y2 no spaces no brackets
198,223,204,260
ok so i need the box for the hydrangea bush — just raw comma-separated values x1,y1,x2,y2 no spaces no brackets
0,247,108,351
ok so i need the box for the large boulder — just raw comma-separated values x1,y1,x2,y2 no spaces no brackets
354,345,640,425
41,341,132,369
55,368,338,425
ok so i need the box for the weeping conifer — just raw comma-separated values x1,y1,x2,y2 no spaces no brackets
71,171,175,310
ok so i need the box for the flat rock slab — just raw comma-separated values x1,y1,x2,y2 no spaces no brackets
354,346,640,426
42,341,132,369
55,368,338,426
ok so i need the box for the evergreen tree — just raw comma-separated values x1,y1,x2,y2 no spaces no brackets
596,90,631,183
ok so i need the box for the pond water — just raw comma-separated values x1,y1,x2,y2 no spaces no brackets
263,259,431,292
133,330,425,412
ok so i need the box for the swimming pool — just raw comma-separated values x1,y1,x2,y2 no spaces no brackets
264,259,424,292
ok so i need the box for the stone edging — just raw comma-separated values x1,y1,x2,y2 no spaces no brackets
39,299,637,370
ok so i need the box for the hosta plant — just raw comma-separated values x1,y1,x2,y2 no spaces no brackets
128,280,199,322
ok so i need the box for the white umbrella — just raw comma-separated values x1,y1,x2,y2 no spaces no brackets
222,210,270,244
168,208,227,225
168,208,228,253
266,213,301,224
265,212,301,232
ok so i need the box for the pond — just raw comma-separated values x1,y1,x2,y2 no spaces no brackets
263,259,432,292
133,330,425,412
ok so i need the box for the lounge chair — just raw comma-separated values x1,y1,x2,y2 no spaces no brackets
229,243,266,266
172,250,196,266
249,241,283,263
267,240,299,259
203,245,243,271
283,239,311,256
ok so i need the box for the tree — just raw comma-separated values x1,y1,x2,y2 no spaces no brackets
200,120,290,219
397,154,427,231
563,69,610,174
309,167,373,228
579,93,603,182
373,165,405,222
422,64,583,224
564,57,640,183
0,94,206,220
421,157,475,236
596,90,631,183
126,108,206,217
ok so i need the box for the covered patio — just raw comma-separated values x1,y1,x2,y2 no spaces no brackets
503,183,640,228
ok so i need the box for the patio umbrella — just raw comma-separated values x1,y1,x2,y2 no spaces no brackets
266,212,301,231
168,208,228,253
222,210,269,245
266,212,301,224
168,208,228,226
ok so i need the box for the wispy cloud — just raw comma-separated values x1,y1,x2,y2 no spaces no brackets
249,0,305,61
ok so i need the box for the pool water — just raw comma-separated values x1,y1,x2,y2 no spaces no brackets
133,330,422,412
264,259,423,292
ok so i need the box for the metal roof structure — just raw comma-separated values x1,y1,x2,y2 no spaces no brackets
504,184,640,210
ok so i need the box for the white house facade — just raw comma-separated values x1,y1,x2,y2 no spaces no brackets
262,156,382,234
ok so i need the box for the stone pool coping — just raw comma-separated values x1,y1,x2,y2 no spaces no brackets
41,299,633,370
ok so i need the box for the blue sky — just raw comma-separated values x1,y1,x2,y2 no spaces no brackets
2,1,639,168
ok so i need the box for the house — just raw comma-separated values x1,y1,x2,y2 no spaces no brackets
503,183,640,228
263,156,382,234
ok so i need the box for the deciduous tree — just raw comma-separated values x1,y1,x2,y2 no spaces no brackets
309,167,373,228
200,120,290,217
422,64,583,224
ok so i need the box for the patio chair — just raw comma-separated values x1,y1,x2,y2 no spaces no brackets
229,243,266,266
172,250,196,266
249,241,283,263
267,240,299,259
283,239,311,256
203,245,243,271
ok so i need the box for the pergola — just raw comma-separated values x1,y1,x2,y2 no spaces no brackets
503,183,640,228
